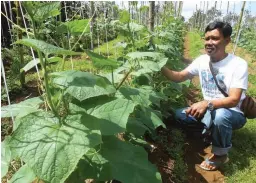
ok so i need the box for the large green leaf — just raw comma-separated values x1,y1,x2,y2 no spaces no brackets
131,58,168,76
126,22,145,32
118,86,166,107
20,57,62,73
119,10,130,23
127,52,163,60
56,19,90,36
51,71,116,101
1,137,12,178
136,108,166,130
70,136,162,183
23,2,60,23
155,44,173,51
100,62,131,84
15,39,82,56
126,117,150,136
70,97,135,135
1,97,44,124
85,50,120,69
9,112,102,183
8,164,36,183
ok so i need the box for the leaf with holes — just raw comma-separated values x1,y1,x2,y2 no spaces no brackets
51,71,116,101
9,112,102,183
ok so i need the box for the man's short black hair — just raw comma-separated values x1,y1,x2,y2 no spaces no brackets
205,21,232,38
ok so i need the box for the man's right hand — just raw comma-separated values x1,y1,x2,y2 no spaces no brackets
161,66,192,83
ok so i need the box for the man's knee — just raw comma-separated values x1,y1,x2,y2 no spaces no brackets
212,108,232,127
175,108,186,121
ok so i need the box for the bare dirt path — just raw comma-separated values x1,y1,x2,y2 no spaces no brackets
183,34,226,183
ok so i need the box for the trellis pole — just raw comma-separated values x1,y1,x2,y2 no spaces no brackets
64,2,74,70
19,2,41,81
3,2,14,43
104,2,109,58
233,1,246,54
1,59,15,123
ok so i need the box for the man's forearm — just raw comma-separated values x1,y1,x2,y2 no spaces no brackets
210,88,243,109
210,97,240,109
161,66,189,83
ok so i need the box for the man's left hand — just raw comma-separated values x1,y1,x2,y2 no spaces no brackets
185,101,208,119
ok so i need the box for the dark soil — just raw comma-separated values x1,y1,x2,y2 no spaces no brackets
147,127,176,183
183,34,226,183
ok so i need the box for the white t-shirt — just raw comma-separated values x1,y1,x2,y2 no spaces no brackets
185,53,248,113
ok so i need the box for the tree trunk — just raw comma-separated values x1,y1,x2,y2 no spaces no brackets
214,1,217,16
226,1,229,14
149,1,155,32
149,1,155,46
177,1,183,18
174,1,177,17
15,1,25,87
204,2,209,28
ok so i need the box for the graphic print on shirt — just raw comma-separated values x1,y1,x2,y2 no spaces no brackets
201,68,227,98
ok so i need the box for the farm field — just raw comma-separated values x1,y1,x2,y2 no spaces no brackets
1,1,256,183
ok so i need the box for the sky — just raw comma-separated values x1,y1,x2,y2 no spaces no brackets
182,1,256,21
115,1,256,22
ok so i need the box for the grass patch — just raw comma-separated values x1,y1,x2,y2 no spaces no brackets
94,35,125,59
224,119,256,183
187,32,204,59
168,129,188,183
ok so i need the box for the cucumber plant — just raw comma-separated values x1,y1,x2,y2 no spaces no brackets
2,2,187,183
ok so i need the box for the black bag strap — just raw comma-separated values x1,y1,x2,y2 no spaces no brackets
209,61,229,97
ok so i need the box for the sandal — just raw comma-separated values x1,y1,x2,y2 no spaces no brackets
199,154,229,171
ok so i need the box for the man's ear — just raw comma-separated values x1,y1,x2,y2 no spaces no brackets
225,37,231,44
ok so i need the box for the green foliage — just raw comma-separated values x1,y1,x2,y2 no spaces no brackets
119,10,130,23
1,137,12,178
2,3,189,183
9,112,102,183
8,164,36,183
15,39,82,56
224,119,256,183
1,97,44,120
56,19,90,36
23,2,60,23
187,31,204,59
85,50,120,69
235,28,256,57
51,70,116,101
68,136,162,183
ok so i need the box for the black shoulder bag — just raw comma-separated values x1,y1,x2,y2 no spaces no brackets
209,61,256,119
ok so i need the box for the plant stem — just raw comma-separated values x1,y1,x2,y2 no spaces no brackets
61,55,66,70
39,54,59,119
31,19,60,120
116,68,132,90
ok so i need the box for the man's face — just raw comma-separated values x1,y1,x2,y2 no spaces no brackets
204,28,230,57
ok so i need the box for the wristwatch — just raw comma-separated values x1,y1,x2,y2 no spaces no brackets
207,101,214,111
